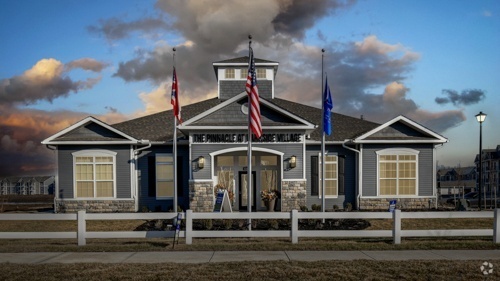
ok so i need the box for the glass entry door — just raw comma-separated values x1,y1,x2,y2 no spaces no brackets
239,171,256,211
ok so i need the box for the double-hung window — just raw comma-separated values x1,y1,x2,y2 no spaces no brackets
240,68,248,79
225,68,235,79
377,149,418,196
256,68,266,79
73,150,116,198
156,154,174,199
319,154,338,198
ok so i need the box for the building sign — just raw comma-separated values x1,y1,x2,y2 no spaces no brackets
193,133,301,143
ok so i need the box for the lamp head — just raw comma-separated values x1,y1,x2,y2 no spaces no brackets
290,155,297,169
475,111,487,123
198,156,205,169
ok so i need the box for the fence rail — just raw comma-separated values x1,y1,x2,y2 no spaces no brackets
0,209,499,246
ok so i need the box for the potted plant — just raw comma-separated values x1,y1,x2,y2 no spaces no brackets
260,189,278,211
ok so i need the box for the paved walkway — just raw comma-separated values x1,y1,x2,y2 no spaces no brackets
1,250,500,264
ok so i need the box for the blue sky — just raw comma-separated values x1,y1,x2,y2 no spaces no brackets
0,0,498,176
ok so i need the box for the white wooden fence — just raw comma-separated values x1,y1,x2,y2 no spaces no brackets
1,209,499,246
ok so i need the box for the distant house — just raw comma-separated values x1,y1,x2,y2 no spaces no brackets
475,145,500,197
42,56,447,213
0,176,54,195
436,167,476,195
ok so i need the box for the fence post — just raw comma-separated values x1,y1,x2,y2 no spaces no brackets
494,208,500,243
77,210,86,246
291,209,298,244
185,209,193,245
392,209,401,244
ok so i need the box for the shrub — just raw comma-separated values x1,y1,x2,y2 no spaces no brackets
312,204,321,211
223,219,233,230
345,203,353,212
202,219,213,230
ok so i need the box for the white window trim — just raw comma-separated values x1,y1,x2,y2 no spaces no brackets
72,150,117,199
318,153,338,199
376,148,419,197
156,153,175,200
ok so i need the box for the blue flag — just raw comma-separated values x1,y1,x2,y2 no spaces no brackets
323,77,333,135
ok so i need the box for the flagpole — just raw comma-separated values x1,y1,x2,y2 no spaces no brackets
247,36,253,225
321,49,326,219
172,47,178,213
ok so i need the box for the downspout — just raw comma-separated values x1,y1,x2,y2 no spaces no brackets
342,140,361,210
133,140,152,212
46,145,58,213
434,143,445,209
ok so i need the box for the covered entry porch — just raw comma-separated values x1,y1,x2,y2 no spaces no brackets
211,148,282,212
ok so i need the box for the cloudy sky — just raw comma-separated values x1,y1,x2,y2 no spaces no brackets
0,0,499,177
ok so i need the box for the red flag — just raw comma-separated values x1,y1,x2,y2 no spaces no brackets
245,47,262,138
171,67,182,123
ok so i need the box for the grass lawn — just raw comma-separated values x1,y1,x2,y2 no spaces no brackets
0,217,498,252
0,260,498,281
0,216,499,280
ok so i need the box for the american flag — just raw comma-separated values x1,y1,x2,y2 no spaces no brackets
245,47,262,138
171,67,182,123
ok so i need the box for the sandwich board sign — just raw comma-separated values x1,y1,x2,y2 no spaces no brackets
214,190,232,212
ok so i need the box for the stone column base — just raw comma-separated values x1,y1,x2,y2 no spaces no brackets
281,180,306,212
189,180,214,212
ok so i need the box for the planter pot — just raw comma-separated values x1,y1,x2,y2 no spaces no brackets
265,198,276,212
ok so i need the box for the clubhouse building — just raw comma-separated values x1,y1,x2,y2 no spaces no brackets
42,56,447,213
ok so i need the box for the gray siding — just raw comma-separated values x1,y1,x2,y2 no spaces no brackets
57,145,132,199
305,145,356,209
361,144,435,197
136,145,190,212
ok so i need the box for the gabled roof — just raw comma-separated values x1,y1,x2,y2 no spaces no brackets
42,116,139,145
179,92,315,130
354,115,448,144
111,96,381,143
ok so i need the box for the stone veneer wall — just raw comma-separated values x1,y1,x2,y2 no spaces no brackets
189,181,214,212
55,199,135,213
360,198,437,210
281,180,306,212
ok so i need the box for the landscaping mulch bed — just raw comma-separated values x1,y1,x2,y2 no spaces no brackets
135,218,371,231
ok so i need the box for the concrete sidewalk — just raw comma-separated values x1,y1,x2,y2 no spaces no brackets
1,250,500,264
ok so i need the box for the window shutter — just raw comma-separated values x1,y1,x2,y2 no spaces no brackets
311,156,318,196
148,156,156,197
338,155,345,195
177,156,183,197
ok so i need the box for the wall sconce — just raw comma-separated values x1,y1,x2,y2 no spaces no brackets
290,155,297,169
198,156,205,169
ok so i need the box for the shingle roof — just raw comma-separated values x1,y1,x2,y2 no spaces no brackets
112,97,380,142
268,98,380,141
214,56,278,64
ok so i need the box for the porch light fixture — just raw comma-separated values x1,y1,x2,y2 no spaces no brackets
198,156,205,169
290,155,297,169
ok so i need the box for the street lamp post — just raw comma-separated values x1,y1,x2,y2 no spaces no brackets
476,111,487,210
